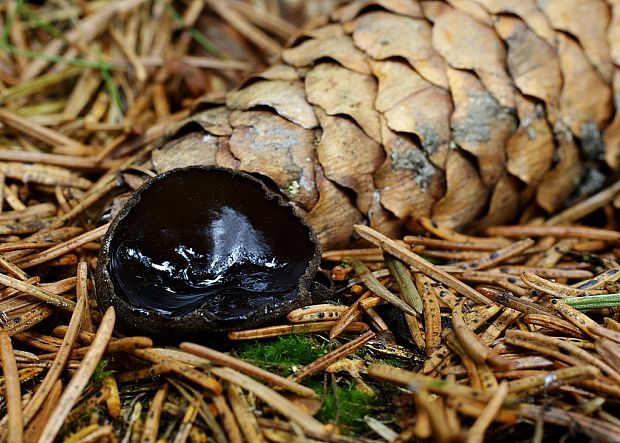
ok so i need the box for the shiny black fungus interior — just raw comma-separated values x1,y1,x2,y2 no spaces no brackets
95,166,321,340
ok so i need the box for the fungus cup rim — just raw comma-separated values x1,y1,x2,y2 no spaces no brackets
94,165,322,339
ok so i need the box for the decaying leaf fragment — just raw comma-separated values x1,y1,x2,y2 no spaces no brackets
282,35,371,74
351,11,448,89
228,110,319,210
432,150,487,229
226,80,318,129
539,0,613,83
506,96,554,187
426,2,515,108
371,60,451,167
315,108,384,213
374,120,443,221
305,62,381,143
306,166,363,248
448,68,515,186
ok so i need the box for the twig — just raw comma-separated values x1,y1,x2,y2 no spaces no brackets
354,225,493,305
36,306,115,443
0,328,23,443
180,342,315,398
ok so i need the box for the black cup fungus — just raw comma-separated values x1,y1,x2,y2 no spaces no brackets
95,166,321,341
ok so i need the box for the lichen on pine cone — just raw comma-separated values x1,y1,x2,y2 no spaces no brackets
153,0,620,249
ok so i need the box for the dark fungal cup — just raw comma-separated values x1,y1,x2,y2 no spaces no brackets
95,166,321,341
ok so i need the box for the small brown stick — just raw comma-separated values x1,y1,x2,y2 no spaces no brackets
412,400,432,439
0,329,23,443
494,266,593,279
0,256,29,281
579,378,620,398
349,259,416,315
364,307,389,331
448,397,518,424
0,163,91,190
443,330,482,388
412,247,486,261
0,109,82,149
37,336,153,360
227,383,266,443
229,320,369,340
133,349,222,395
36,306,115,443
404,312,426,350
210,366,328,438
465,381,509,443
0,272,75,311
354,225,493,305
0,219,54,236
291,330,375,383
330,290,370,339
527,236,571,268
116,365,167,384
485,224,620,241
74,425,113,443
15,223,109,269
141,384,167,443
455,238,535,271
414,274,442,355
518,404,620,442
551,299,598,337
404,236,502,251
523,313,587,338
546,179,620,225
23,380,62,443
358,296,383,310
506,365,600,397
572,268,620,290
102,376,121,418
205,0,281,57
452,299,512,370
521,272,599,298
417,217,510,247
0,203,56,223
257,419,355,443
5,306,54,336
0,150,118,171
589,323,620,343
180,342,315,398
321,248,384,262
554,336,595,349
212,395,243,443
230,0,297,37
75,261,94,333
386,255,423,313
54,180,116,226
455,271,528,295
0,242,50,254
573,240,608,252
477,286,554,317
605,317,620,332
413,386,451,443
595,338,620,368
505,329,620,383
476,361,499,391
171,403,198,443
424,305,502,375
368,364,491,402
286,304,348,323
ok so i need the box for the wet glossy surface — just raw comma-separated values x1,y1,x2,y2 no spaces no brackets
95,166,320,339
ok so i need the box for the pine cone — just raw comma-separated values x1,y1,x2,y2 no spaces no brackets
153,0,620,248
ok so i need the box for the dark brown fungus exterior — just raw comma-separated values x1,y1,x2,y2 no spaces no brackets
95,166,321,341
